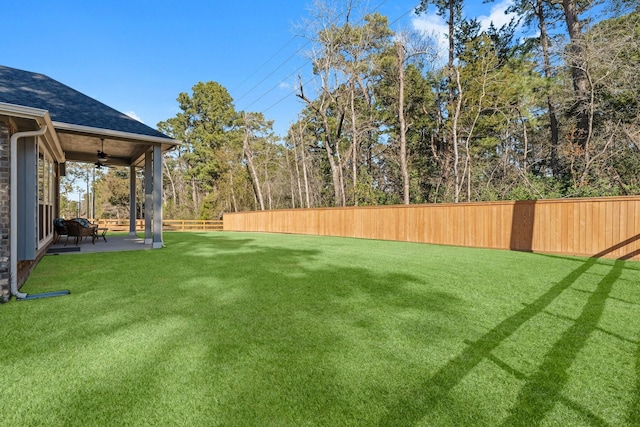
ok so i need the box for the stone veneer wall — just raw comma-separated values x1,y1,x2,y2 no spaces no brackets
0,121,10,302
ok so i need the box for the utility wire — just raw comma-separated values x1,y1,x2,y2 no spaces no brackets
234,2,355,106
230,35,299,94
240,0,423,124
234,40,311,105
259,0,423,117
237,0,391,111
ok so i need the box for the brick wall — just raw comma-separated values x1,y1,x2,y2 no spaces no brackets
0,121,10,302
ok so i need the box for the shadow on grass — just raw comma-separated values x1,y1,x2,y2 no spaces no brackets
630,342,640,425
27,233,462,426
380,252,632,426
16,233,639,425
499,259,623,426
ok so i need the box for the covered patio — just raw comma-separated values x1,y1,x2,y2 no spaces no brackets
57,124,177,249
0,65,179,300
47,233,152,255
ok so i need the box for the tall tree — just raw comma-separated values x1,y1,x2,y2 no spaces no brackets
505,0,563,176
393,31,436,204
416,0,465,202
157,81,238,217
569,11,640,193
560,0,593,149
332,12,392,205
239,112,275,211
297,0,354,206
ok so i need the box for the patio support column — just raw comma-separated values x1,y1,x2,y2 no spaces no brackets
129,164,136,236
144,150,152,244
152,144,163,248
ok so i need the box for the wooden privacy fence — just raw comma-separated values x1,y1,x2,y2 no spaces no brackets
223,196,640,261
93,219,223,232
162,219,223,231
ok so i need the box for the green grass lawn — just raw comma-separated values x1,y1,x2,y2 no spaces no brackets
3,232,640,426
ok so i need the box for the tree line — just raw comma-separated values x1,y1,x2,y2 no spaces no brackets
64,0,640,220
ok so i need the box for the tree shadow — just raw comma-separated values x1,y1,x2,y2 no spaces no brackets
500,259,624,426
510,200,536,252
380,243,636,425
14,232,640,425
629,342,640,425
47,235,463,425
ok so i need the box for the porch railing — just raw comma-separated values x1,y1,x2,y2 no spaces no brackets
91,219,223,232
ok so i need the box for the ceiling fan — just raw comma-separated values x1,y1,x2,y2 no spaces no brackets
95,138,109,169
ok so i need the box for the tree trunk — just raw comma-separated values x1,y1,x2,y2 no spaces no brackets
243,129,265,211
285,146,297,208
301,133,311,208
323,113,344,206
263,156,272,210
291,129,304,208
350,81,359,206
163,159,177,213
297,83,344,206
521,111,529,175
397,41,410,205
446,1,457,203
562,0,590,148
452,67,463,203
228,169,238,212
190,175,199,215
537,0,560,176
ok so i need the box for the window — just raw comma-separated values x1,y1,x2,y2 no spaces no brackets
38,145,55,245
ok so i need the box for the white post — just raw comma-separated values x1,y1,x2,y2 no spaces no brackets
129,164,137,235
144,151,153,244
152,144,163,248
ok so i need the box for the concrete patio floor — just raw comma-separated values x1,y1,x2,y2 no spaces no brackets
47,233,152,255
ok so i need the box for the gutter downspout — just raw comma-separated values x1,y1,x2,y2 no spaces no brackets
10,125,48,300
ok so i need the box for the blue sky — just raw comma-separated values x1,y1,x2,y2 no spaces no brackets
4,0,517,137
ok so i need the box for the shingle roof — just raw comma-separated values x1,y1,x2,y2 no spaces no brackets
0,65,171,140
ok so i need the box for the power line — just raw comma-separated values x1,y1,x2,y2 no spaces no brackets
241,62,306,112
234,39,311,105
389,2,421,27
230,35,300,94
237,0,392,111
239,0,423,127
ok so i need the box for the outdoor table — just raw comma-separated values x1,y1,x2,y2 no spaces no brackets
96,227,108,242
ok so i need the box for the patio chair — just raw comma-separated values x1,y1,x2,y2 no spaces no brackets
71,218,97,242
64,219,96,246
53,218,68,244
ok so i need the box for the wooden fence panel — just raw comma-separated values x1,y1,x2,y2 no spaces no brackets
94,219,223,232
223,197,640,261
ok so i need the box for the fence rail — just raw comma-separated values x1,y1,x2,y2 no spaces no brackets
223,197,640,262
163,220,224,231
91,219,223,232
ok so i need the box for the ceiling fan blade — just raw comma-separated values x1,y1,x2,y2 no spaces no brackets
97,138,109,161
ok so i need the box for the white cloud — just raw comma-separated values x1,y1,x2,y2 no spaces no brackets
279,81,291,90
411,0,518,62
125,111,144,123
477,0,516,31
411,13,449,63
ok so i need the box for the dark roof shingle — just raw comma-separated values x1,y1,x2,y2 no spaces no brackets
0,65,171,140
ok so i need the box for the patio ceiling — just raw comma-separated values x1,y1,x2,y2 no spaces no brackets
55,123,178,167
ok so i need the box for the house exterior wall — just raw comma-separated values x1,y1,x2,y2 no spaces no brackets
0,120,47,303
0,120,10,302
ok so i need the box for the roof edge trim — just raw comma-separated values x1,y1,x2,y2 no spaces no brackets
0,102,65,162
0,101,48,119
39,115,66,163
52,121,181,146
